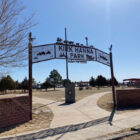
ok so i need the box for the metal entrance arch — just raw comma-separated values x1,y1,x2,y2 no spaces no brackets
28,31,116,120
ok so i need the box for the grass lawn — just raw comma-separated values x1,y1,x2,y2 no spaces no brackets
33,87,112,102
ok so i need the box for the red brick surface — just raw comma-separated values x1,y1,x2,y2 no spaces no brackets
0,96,30,129
116,89,140,108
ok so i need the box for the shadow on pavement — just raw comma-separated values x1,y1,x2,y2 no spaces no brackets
58,103,73,106
117,107,140,111
33,101,57,110
109,107,116,126
8,116,109,140
108,106,140,126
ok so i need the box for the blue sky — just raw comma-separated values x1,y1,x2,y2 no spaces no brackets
11,0,140,83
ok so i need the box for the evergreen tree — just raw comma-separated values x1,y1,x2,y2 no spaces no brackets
89,76,96,87
0,75,16,94
21,77,29,93
41,78,51,91
15,81,22,89
109,77,119,86
96,75,107,87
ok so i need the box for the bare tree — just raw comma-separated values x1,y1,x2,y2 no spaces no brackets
0,0,34,68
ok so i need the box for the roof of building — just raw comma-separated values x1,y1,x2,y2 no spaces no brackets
123,78,140,82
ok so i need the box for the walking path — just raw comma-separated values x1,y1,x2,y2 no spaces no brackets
33,91,140,140
33,91,111,128
0,91,140,140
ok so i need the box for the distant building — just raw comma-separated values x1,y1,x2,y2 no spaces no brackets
75,81,89,87
123,78,140,88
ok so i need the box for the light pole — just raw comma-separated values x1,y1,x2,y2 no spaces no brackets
65,28,69,80
85,37,88,47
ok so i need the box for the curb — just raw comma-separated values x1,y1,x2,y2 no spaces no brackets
93,130,139,140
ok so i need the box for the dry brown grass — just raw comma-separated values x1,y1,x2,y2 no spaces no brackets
97,93,113,112
33,87,112,102
97,91,140,114
0,103,53,137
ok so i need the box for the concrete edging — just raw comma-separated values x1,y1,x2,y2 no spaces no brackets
93,131,139,140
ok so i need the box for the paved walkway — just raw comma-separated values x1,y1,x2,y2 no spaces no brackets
0,92,140,140
33,92,140,140
33,91,111,128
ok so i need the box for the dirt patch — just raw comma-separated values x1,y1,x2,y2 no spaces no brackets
0,103,53,137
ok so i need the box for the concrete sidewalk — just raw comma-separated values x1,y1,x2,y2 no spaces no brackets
0,92,139,140
33,92,140,140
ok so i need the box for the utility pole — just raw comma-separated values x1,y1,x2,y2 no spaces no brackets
65,28,69,80
28,32,33,120
109,45,116,108
85,37,88,47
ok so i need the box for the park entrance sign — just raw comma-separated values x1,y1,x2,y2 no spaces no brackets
32,43,110,66
28,31,116,120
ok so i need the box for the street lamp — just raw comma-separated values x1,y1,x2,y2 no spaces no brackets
85,37,88,47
